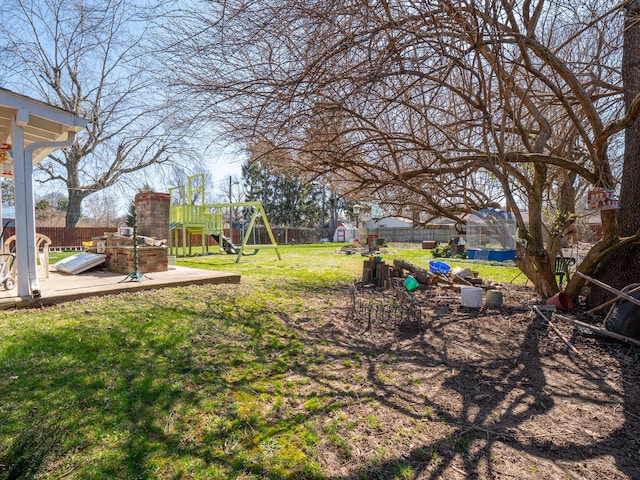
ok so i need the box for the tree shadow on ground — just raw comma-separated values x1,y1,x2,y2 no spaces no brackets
287,285,640,479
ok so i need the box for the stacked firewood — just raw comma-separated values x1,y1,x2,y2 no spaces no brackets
361,257,404,288
362,257,484,290
392,258,483,289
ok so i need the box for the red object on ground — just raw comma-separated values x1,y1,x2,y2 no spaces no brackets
546,292,574,311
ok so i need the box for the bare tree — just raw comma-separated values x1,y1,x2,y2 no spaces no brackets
82,191,125,227
0,0,188,226
162,0,640,299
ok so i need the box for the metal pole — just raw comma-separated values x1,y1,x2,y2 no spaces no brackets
575,271,640,309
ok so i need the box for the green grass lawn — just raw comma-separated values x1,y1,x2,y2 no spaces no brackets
1,243,523,479
46,250,81,263
176,242,523,285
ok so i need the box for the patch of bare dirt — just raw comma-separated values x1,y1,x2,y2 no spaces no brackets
288,281,640,479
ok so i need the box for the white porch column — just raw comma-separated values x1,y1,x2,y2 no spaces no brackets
12,109,40,298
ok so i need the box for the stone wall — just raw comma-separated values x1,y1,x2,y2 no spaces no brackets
92,234,168,274
135,192,170,241
106,245,168,274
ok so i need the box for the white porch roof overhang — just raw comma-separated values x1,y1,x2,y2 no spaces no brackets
0,87,88,299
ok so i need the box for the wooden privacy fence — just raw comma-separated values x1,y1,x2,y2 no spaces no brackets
171,227,324,247
0,225,459,249
0,226,325,250
1,227,112,250
4,224,598,249
366,225,457,243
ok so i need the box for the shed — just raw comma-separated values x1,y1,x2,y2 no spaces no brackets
0,87,88,298
333,222,360,243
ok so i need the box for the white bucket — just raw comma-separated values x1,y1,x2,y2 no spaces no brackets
461,286,483,308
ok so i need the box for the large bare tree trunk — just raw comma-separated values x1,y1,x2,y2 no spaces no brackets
589,3,640,307
515,163,560,300
66,190,86,228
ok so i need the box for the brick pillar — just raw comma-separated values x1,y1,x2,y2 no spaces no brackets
134,192,170,240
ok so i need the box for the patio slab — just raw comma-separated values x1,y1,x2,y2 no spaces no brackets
0,266,241,309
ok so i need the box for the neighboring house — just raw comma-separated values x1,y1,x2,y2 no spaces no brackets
362,217,413,230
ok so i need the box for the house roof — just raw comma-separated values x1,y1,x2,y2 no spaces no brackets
364,217,413,228
0,87,87,163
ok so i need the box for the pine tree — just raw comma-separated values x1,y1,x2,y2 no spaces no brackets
241,161,323,227
125,184,154,227
125,201,137,228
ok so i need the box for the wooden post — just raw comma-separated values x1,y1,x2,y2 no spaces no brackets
377,263,390,287
362,259,375,284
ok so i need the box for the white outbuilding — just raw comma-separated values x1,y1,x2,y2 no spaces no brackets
333,222,360,243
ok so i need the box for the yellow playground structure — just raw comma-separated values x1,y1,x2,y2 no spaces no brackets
169,174,281,263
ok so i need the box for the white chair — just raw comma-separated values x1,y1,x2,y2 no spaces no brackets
3,233,52,279
36,234,52,278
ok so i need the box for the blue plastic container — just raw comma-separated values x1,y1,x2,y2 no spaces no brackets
429,260,451,275
466,249,516,262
